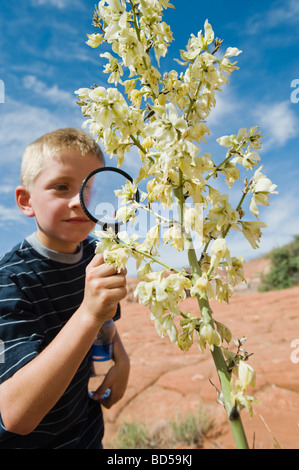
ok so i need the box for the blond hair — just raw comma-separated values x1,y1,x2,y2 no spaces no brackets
21,128,104,190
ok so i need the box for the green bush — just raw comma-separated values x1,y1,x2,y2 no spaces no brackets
111,421,151,449
259,235,299,292
169,405,213,447
109,404,213,449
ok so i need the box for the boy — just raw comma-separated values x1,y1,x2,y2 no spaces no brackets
0,128,129,448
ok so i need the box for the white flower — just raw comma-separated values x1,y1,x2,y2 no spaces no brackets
196,323,222,352
183,205,201,234
94,227,117,253
135,271,191,321
249,166,278,217
236,360,256,390
231,149,261,170
100,52,124,85
230,385,256,418
177,329,194,351
146,103,188,147
163,225,184,251
136,262,153,281
216,134,233,148
114,180,138,204
76,4,277,411
226,256,246,286
146,179,173,208
115,204,137,224
214,320,232,344
144,223,161,249
207,194,239,230
252,166,277,193
86,33,103,48
214,277,233,303
104,245,130,271
239,221,267,249
216,128,248,149
210,238,231,271
75,86,129,131
190,273,214,299
180,20,214,61
223,47,242,58
155,314,178,343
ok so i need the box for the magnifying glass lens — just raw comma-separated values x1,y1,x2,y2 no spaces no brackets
80,167,139,229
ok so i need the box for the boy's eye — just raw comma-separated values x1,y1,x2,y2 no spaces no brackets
54,184,69,191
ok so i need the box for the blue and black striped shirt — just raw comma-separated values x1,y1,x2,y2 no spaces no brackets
0,234,104,448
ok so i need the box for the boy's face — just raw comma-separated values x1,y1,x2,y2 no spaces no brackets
28,149,102,253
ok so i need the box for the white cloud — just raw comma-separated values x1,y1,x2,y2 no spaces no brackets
247,0,299,34
254,101,298,151
262,191,299,238
120,146,144,178
0,204,25,226
31,0,74,8
205,86,240,130
0,184,15,195
266,0,299,27
0,97,83,164
23,75,75,106
226,189,299,262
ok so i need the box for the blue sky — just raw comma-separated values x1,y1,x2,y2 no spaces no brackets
0,0,299,274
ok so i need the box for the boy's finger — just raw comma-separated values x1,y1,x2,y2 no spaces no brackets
88,255,117,275
89,258,127,277
93,376,111,400
88,253,105,267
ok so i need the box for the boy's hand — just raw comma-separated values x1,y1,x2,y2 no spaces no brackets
92,329,130,408
82,254,127,325
93,363,126,408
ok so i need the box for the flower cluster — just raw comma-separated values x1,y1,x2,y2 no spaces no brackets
224,337,257,418
77,0,278,425
135,270,190,341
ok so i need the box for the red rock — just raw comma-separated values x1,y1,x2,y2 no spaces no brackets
100,258,299,449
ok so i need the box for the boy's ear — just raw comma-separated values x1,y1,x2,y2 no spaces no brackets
15,186,35,217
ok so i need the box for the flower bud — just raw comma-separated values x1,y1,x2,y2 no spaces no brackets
237,360,256,390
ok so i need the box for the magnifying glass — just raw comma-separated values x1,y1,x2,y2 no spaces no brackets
79,166,140,231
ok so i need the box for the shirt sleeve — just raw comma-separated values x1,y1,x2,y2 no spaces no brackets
0,273,44,384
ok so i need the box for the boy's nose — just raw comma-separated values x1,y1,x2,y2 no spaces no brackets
69,192,81,208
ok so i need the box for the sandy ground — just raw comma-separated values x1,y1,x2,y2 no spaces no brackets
97,257,299,449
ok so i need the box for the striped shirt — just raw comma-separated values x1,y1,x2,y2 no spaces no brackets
0,234,104,448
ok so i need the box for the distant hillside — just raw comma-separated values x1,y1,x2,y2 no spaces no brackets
258,235,299,292
236,256,271,293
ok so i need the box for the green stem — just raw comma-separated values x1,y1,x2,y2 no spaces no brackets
129,0,141,42
205,140,246,182
222,184,249,238
119,239,181,274
129,0,157,100
185,80,202,121
135,202,179,226
173,177,249,449
196,294,249,449
130,134,147,156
